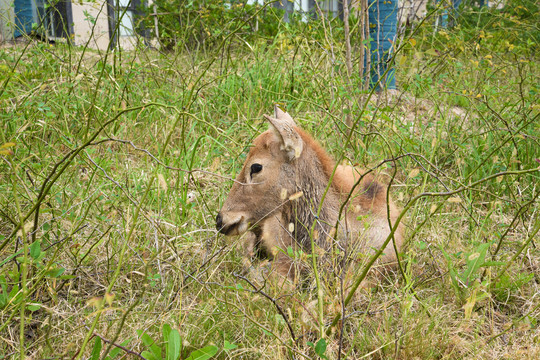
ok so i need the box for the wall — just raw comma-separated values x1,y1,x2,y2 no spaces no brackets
72,0,147,51
71,1,111,50
0,0,15,42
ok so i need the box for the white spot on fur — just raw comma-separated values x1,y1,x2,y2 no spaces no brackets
288,191,303,201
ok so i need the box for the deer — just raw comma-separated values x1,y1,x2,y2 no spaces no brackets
216,106,404,283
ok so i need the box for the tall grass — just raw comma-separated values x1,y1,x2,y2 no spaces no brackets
0,2,539,359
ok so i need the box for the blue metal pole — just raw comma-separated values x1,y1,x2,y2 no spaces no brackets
367,0,397,90
439,0,463,28
13,0,35,37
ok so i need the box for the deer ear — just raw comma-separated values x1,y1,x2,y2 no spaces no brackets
264,114,303,161
274,105,296,126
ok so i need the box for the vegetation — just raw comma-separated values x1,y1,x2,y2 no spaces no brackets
0,1,538,358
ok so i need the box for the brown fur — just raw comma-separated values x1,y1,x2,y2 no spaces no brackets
216,107,404,280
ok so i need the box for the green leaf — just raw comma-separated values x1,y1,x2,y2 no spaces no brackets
185,345,219,360
90,337,102,360
141,350,158,360
314,338,327,358
0,277,7,308
8,285,21,304
137,330,161,359
105,338,131,359
166,329,181,360
461,243,490,283
46,267,65,278
30,240,41,260
441,247,463,297
287,246,294,257
224,340,237,350
162,323,172,339
27,304,41,312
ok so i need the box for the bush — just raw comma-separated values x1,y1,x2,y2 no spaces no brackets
147,1,286,50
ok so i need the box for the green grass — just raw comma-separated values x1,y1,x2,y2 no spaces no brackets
1,4,539,359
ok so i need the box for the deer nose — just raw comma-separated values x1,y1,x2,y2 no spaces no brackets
216,213,223,231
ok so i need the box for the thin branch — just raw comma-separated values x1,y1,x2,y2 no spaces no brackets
89,137,248,185
233,272,298,344
85,333,147,360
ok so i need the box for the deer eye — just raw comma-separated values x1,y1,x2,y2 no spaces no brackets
250,163,263,177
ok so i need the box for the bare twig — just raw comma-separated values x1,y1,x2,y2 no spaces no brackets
89,137,248,185
233,272,298,344
84,333,147,360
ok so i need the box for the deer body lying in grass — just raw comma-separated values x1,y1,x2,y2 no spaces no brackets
216,107,403,281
